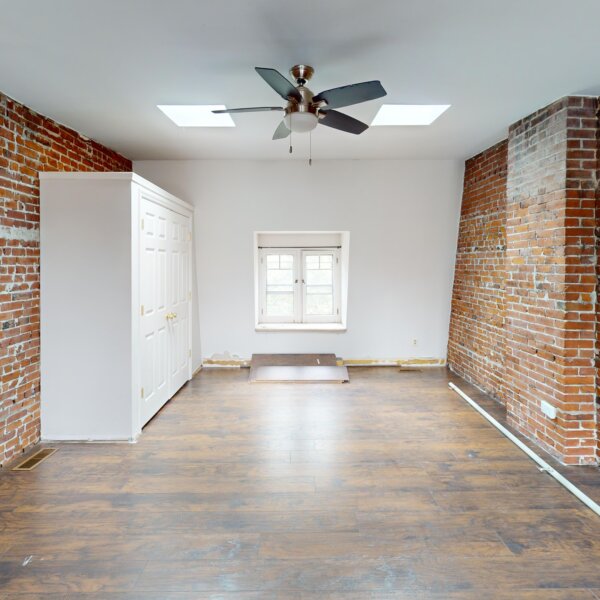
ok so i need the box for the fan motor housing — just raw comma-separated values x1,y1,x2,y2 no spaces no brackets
285,79,319,132
287,86,316,115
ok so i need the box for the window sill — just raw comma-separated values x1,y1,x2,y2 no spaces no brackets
255,323,347,332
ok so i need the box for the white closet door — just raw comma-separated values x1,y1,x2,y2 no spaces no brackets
168,210,192,395
140,197,170,425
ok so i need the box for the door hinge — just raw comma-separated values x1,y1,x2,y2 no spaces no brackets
141,219,144,230
261,308,264,315
140,387,144,398
140,305,144,316
188,231,192,241
336,256,339,264
189,349,192,358
336,308,339,315
189,291,192,300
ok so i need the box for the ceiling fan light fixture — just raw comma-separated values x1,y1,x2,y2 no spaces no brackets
204,66,385,142
284,111,318,133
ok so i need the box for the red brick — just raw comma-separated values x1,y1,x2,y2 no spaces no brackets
0,91,131,468
449,96,600,466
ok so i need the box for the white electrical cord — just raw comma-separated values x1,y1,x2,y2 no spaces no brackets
448,381,600,517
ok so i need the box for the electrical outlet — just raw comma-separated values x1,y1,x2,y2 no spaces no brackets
412,339,418,346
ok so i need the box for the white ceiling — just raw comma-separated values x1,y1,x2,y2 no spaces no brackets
2,0,600,161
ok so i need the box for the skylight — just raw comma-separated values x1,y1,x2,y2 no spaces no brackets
157,105,235,127
371,104,450,126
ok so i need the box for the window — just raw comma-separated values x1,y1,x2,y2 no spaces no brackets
257,246,342,326
264,252,296,320
254,231,349,331
303,251,337,321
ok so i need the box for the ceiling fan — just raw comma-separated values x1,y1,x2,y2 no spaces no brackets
213,65,386,140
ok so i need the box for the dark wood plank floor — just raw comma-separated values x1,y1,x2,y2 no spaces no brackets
1,367,600,598
448,372,600,505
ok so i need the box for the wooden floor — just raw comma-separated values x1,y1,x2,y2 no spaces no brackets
1,367,600,598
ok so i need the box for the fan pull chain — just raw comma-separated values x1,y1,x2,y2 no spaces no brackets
289,113,293,154
309,130,312,166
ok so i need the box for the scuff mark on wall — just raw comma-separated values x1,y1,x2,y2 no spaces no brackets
204,351,250,368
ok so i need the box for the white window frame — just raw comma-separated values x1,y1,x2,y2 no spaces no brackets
258,248,300,324
301,249,341,324
258,247,341,326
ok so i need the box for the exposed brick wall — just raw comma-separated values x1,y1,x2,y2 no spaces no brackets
447,141,507,401
0,92,131,467
449,96,599,466
597,114,600,458
505,97,598,465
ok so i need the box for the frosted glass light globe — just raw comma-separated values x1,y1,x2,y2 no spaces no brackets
284,112,318,133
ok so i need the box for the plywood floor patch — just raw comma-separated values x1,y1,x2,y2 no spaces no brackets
250,365,350,383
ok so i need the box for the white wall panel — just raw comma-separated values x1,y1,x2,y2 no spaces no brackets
134,159,464,364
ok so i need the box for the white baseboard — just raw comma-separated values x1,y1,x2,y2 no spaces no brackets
41,436,137,443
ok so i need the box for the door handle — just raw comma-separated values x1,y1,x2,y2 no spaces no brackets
165,312,177,320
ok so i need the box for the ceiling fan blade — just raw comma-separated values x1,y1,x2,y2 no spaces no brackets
313,80,386,110
212,106,284,114
255,67,302,102
272,120,290,140
319,110,369,135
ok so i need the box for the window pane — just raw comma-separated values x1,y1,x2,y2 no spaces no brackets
306,293,333,315
306,285,332,295
306,269,332,285
267,268,293,287
304,253,334,316
267,293,294,316
280,255,294,269
306,255,319,268
265,254,295,317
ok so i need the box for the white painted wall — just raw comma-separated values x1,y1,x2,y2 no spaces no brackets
40,177,134,440
134,159,463,367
